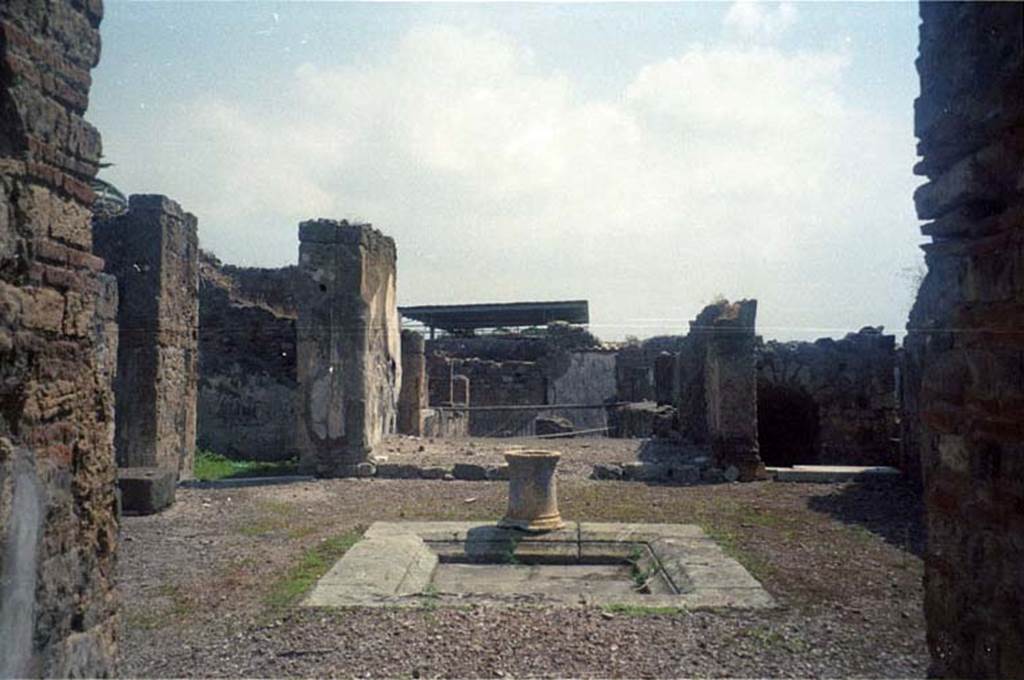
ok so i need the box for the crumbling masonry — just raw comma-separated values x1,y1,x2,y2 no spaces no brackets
295,219,400,476
197,252,298,461
93,194,199,480
676,300,763,480
0,2,119,675
905,3,1024,677
757,328,898,468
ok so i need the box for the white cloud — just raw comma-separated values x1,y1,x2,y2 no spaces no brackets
124,21,919,341
723,1,798,43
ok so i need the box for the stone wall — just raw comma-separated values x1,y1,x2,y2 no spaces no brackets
427,352,455,406
0,2,119,675
757,327,898,467
615,344,653,402
427,334,549,362
675,300,763,480
546,349,617,431
425,325,613,436
450,357,545,436
908,4,1024,676
197,252,297,461
615,335,686,404
295,220,400,476
93,195,199,479
397,329,427,435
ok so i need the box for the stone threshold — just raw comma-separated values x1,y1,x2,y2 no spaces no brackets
303,521,774,610
768,465,901,483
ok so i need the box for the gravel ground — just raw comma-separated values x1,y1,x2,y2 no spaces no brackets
119,436,928,678
374,435,654,478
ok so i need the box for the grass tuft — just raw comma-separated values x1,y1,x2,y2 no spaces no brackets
263,528,365,611
194,449,299,481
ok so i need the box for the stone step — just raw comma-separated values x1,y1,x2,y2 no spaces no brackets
767,465,901,483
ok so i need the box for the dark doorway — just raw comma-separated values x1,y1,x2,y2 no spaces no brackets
757,382,820,467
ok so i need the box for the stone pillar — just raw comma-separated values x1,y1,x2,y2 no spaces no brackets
93,195,199,480
296,219,400,477
908,4,1024,677
703,300,762,480
398,329,427,435
676,300,763,481
0,4,120,676
452,374,471,407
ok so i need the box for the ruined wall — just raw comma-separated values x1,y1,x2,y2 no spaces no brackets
615,344,653,402
450,357,545,436
0,3,119,675
197,252,297,461
674,300,762,480
398,329,427,435
757,327,898,467
452,358,544,405
908,4,1024,676
615,335,686,403
546,350,617,431
427,351,455,406
93,194,198,479
427,334,549,362
295,220,399,476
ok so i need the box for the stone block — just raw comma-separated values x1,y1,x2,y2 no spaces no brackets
485,464,510,481
592,463,624,480
376,463,422,479
419,465,451,480
452,463,488,481
620,461,645,480
118,467,176,515
535,415,574,437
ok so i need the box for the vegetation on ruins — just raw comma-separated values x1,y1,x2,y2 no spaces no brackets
194,449,299,481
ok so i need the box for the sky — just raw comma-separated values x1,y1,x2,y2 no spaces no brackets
88,1,925,342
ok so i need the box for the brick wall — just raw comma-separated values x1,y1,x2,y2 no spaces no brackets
0,2,119,675
197,252,297,461
907,4,1024,676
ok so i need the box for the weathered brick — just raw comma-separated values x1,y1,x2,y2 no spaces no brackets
907,4,1024,677
0,3,118,675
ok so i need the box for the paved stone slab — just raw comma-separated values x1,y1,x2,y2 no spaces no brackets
768,465,901,483
307,521,774,610
303,534,437,607
579,522,706,543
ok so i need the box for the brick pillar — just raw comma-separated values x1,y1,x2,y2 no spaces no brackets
296,219,400,477
398,329,427,435
0,4,120,676
93,195,199,480
908,4,1024,676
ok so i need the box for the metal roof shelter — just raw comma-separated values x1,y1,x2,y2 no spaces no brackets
400,300,588,337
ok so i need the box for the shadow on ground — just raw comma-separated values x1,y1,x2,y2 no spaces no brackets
806,478,925,557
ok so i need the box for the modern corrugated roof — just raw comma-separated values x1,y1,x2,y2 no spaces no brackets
399,300,588,331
